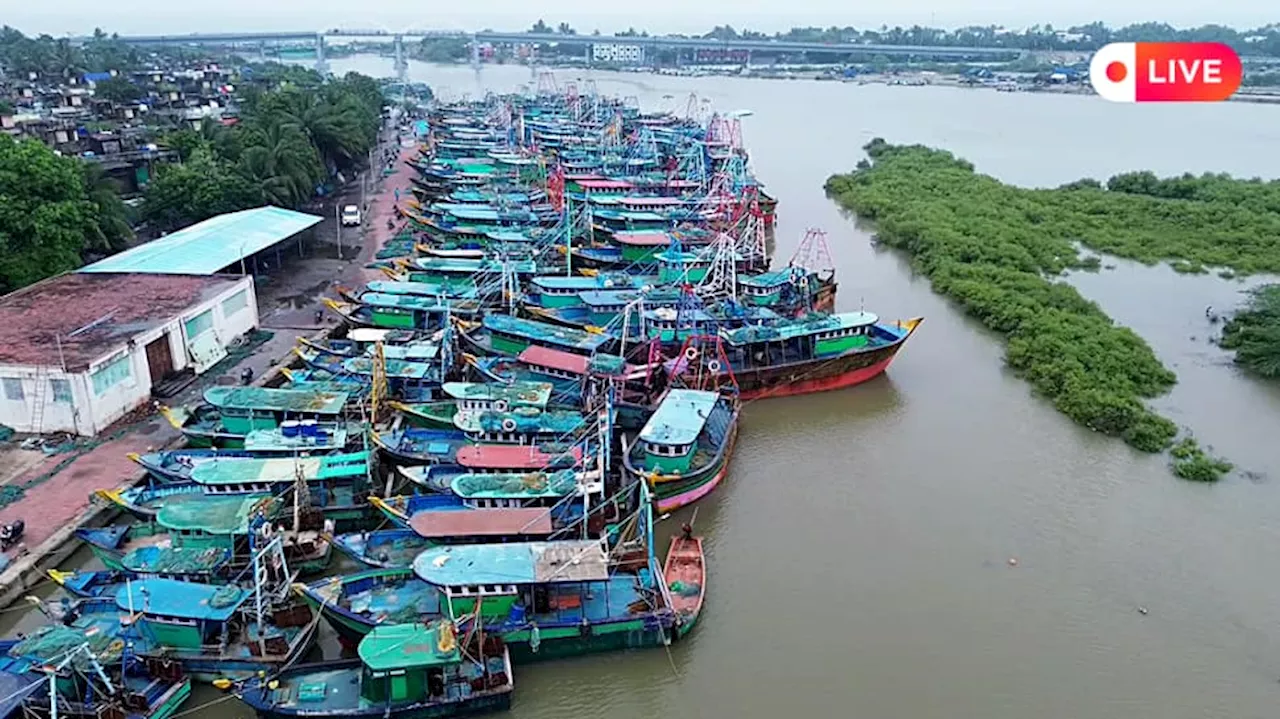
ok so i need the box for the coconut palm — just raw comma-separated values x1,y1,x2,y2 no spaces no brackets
257,87,376,173
237,119,324,208
81,164,133,254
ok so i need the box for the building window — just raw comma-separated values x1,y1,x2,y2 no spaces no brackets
183,310,213,339
50,379,72,403
2,379,23,401
221,289,248,318
91,352,134,396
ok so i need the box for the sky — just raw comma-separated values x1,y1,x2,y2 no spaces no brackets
7,1,1276,38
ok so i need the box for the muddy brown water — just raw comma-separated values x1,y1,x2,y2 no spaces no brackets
11,61,1280,719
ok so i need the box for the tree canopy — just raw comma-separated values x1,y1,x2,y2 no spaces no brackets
826,141,1240,480
0,136,110,292
146,70,383,230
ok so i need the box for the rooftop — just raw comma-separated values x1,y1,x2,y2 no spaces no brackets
116,578,248,621
0,272,244,371
358,623,460,671
442,381,552,405
190,451,369,485
450,470,579,500
455,443,582,470
639,389,720,446
203,386,349,414
413,539,611,586
516,346,588,375
409,507,554,539
156,494,276,534
79,206,321,275
721,311,879,345
483,315,612,352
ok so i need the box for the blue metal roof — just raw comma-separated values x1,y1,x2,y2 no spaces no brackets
80,206,322,275
413,539,610,586
639,389,719,446
116,578,248,621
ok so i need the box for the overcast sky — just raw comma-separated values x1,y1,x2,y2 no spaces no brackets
8,2,1275,38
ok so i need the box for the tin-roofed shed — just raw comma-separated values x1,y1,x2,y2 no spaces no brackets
78,206,322,275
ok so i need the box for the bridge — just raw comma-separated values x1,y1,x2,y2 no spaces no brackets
101,28,1022,77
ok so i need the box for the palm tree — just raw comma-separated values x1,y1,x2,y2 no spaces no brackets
258,87,375,173
81,164,133,254
238,119,324,208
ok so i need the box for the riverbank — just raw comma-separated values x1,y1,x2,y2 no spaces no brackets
0,118,417,608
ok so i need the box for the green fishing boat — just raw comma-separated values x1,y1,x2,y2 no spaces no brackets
189,451,375,531
392,381,554,429
161,387,350,449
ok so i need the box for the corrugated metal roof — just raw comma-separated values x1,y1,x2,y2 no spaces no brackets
79,206,322,275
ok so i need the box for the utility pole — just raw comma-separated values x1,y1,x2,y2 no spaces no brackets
335,204,342,260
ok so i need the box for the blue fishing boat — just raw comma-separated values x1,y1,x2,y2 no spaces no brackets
459,315,615,358
160,387,351,449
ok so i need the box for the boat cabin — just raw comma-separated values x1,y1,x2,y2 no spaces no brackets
720,311,884,367
189,451,370,503
412,540,613,621
442,381,553,413
602,230,675,263
477,315,613,357
449,469,595,509
453,408,589,444
117,578,253,651
154,494,278,560
636,389,724,475
355,623,509,708
200,387,349,436
354,293,454,330
454,444,584,473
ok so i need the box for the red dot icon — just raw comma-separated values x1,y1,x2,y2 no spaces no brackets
1105,61,1128,82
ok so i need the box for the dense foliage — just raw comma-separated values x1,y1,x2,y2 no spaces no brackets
1220,285,1280,379
825,141,1234,480
0,26,140,77
0,136,126,292
146,70,383,230
1170,438,1234,482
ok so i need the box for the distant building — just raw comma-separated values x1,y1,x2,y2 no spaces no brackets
0,273,258,436
592,44,644,65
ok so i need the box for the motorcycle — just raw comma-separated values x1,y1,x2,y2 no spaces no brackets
1,519,25,551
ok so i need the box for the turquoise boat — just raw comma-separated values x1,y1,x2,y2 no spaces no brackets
623,388,741,514
330,529,436,569
236,623,513,719
391,380,554,429
186,451,374,531
324,294,472,330
161,387,350,449
452,407,591,444
76,494,333,577
106,578,319,683
459,315,615,358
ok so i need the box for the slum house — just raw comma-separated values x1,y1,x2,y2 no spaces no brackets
0,206,322,437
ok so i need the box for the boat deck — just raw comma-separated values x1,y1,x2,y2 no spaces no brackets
272,656,507,710
344,579,441,624
525,574,654,626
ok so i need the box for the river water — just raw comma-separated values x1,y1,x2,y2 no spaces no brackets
33,60,1280,718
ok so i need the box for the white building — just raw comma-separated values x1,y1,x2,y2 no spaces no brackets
0,272,259,437
592,44,645,65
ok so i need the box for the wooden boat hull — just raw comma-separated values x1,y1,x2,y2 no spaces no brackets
729,318,921,400
663,536,706,639
141,617,320,684
624,402,741,514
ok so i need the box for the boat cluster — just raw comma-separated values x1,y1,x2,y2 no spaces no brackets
0,86,919,719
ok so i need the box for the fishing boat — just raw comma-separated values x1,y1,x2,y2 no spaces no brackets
323,294,471,331
459,315,617,359
622,388,741,513
293,346,446,401
160,387,351,449
687,312,923,400
77,494,332,576
295,328,424,361
236,622,513,719
391,381,554,429
370,427,470,467
128,448,255,484
296,568,440,646
5,617,193,719
397,444,584,490
453,407,590,445
663,533,706,638
107,577,318,683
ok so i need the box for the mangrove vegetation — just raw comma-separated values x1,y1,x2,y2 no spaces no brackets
825,140,1238,480
1220,285,1280,379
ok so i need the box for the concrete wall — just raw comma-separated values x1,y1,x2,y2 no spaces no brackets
0,275,258,436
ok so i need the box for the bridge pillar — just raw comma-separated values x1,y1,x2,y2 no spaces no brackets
470,33,480,69
394,34,408,84
315,33,329,74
